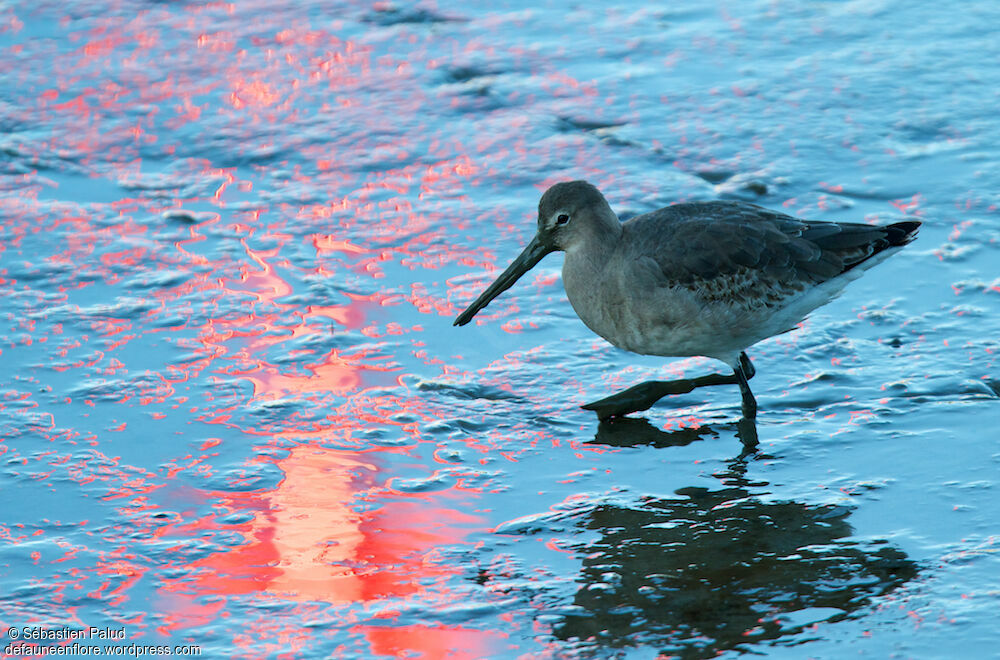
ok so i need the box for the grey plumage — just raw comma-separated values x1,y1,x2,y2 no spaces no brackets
616,198,918,307
456,180,921,419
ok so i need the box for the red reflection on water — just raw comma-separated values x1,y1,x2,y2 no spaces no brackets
0,5,542,655
361,623,506,659
140,219,495,654
890,193,924,216
169,227,402,404
150,440,496,656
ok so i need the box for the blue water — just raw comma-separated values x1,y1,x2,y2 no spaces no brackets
1,1,998,658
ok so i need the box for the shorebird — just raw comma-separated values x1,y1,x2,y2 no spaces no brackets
454,181,920,420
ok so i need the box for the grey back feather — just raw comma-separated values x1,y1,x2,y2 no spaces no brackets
625,201,919,287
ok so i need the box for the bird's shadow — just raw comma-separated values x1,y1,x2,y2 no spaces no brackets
588,414,759,453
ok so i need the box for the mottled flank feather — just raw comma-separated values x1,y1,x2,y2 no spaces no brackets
680,265,806,311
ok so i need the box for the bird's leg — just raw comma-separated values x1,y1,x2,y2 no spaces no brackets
734,360,757,419
582,372,740,421
735,416,759,450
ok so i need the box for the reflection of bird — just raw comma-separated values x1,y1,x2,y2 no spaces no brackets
589,416,714,449
454,181,920,420
546,462,916,656
589,416,760,452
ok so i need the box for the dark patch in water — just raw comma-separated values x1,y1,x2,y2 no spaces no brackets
694,170,734,184
160,209,217,224
557,116,629,133
364,5,465,25
414,379,526,402
983,379,1000,398
442,66,502,84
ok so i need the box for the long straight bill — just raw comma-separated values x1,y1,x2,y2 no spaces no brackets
453,234,554,326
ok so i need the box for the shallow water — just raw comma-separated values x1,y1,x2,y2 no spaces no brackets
1,1,998,658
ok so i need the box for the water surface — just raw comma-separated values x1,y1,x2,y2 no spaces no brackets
1,1,998,658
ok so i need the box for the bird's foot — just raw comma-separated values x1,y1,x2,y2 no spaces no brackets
582,373,741,421
582,381,680,420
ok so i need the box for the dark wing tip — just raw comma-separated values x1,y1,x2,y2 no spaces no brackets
885,220,921,247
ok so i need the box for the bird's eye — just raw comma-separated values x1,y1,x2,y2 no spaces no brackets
556,213,570,225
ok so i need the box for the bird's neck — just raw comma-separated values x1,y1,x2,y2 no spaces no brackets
564,223,619,279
